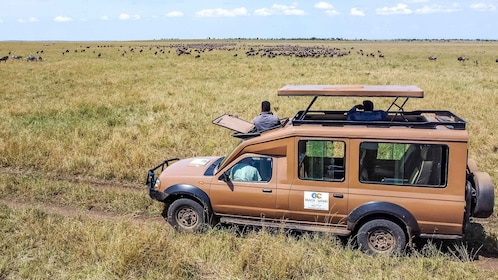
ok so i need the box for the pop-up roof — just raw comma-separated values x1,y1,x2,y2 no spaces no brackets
278,85,424,98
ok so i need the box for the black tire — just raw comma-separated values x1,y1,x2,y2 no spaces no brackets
472,171,495,218
167,198,207,233
357,219,406,255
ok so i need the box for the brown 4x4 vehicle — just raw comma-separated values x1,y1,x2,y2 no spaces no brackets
146,85,495,255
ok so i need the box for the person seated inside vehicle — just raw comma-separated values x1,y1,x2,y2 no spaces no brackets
230,157,262,182
347,100,388,121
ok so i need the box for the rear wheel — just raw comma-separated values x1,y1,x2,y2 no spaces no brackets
167,198,207,233
357,219,406,255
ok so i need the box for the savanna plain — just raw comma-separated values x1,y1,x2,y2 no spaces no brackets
0,40,497,279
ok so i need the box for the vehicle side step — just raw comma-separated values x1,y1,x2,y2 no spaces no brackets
220,217,351,236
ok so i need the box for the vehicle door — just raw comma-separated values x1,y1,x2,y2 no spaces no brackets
210,153,278,218
287,138,350,225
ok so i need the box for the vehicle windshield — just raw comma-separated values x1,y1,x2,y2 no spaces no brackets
204,157,225,176
215,141,242,173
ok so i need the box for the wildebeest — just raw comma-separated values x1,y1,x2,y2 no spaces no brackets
428,56,437,61
457,56,468,62
12,55,23,60
496,58,498,63
0,55,8,62
26,55,37,62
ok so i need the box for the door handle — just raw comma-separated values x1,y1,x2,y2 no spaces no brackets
333,193,344,198
262,189,273,193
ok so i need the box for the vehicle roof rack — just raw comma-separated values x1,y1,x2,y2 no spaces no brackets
278,85,465,130
291,110,466,130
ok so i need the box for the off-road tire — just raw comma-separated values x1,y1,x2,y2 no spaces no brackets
167,198,207,233
357,219,406,255
472,171,495,218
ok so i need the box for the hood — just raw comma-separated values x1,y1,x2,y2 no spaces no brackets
161,156,221,177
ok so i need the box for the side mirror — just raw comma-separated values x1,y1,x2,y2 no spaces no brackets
219,171,231,182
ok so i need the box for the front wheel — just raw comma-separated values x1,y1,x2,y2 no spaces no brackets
357,219,406,255
166,198,207,233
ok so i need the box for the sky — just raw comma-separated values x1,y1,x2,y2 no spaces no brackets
0,0,497,41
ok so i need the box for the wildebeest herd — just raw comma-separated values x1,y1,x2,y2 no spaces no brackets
0,50,43,62
1,42,497,63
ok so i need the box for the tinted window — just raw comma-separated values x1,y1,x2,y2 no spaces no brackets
359,142,447,187
298,140,345,181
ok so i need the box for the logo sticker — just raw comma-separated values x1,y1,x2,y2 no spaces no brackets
304,191,329,211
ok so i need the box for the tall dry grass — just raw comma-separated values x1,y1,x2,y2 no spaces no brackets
1,40,497,279
0,41,497,182
1,203,496,280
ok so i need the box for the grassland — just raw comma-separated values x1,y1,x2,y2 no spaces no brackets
0,40,497,279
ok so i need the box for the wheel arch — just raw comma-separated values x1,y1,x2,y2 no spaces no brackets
163,184,213,212
347,201,420,238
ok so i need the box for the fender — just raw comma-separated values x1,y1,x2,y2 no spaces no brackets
347,201,419,233
164,184,212,209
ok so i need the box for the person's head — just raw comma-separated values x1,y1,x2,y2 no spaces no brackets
362,100,374,111
261,101,271,112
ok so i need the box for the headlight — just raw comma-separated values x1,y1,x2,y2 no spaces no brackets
153,179,161,190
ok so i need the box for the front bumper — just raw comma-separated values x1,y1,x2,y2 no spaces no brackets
149,188,168,201
145,158,179,201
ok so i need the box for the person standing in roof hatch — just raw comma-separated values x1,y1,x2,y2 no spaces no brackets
347,100,387,121
253,100,280,131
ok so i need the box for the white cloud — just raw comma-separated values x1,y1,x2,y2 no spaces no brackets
196,7,248,17
255,4,306,16
470,3,497,12
0,19,3,23
100,15,109,21
315,2,339,15
54,16,73,22
376,3,413,15
18,17,38,23
166,11,184,17
119,13,140,20
315,2,334,10
351,8,366,16
325,9,340,15
415,4,461,14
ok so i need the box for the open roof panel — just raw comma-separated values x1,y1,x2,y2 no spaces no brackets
278,85,424,98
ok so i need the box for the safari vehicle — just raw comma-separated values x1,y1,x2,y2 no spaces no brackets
146,85,495,255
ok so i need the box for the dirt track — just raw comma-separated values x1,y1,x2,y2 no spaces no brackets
0,197,165,225
1,168,497,272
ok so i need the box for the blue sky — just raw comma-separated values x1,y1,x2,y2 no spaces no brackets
1,0,497,41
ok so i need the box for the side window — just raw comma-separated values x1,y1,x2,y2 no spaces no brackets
298,140,345,181
359,142,448,187
229,156,272,182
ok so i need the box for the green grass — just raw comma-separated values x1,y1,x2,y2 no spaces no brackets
0,40,497,279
